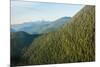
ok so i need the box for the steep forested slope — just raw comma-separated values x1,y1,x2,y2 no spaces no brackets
11,31,40,65
21,5,95,65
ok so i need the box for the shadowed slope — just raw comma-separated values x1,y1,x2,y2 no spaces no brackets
11,31,40,65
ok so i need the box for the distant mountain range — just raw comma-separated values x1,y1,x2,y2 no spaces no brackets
11,17,71,34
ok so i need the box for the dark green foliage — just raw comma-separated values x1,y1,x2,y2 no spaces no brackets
11,31,40,66
21,5,95,65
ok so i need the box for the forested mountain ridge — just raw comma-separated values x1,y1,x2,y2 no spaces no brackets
21,5,95,65
11,5,95,66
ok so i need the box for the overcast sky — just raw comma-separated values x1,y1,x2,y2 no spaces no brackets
11,1,84,24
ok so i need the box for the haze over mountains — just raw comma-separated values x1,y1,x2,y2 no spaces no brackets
11,5,95,66
11,17,71,34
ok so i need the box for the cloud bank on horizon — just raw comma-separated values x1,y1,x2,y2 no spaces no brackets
11,1,85,24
